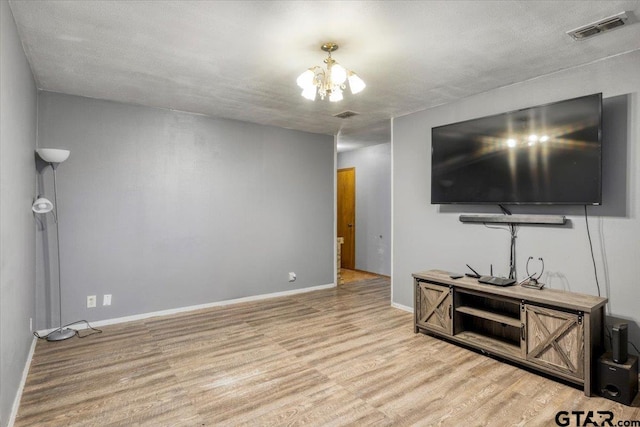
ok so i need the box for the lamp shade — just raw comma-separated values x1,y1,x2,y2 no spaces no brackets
296,69,315,89
301,85,317,101
329,88,343,103
348,72,366,94
331,63,347,85
36,148,70,163
32,197,54,214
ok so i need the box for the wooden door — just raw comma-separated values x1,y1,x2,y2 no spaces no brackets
337,168,355,269
525,305,584,379
416,282,453,335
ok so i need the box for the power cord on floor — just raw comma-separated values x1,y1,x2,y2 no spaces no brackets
33,320,102,340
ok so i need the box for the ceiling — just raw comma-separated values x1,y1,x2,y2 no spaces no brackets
8,1,640,152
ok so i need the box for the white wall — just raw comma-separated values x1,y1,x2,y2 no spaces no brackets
35,92,335,329
393,50,640,351
338,143,391,276
0,1,37,425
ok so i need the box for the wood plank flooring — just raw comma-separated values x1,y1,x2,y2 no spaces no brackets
340,268,382,284
15,278,640,426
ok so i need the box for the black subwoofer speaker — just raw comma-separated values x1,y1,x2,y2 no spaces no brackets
612,323,628,363
598,352,638,406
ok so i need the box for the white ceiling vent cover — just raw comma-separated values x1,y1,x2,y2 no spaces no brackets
567,12,630,40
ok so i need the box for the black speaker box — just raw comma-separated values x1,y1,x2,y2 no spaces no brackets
612,323,629,363
598,352,638,406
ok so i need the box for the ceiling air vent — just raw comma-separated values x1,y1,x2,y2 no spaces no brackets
567,11,629,40
334,111,359,119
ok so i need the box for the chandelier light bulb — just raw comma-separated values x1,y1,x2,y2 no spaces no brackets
296,69,315,89
301,85,317,101
348,72,366,94
329,88,343,102
331,63,347,85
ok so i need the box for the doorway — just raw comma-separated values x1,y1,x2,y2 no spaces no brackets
337,167,355,270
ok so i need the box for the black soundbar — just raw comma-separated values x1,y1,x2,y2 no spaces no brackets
459,214,566,225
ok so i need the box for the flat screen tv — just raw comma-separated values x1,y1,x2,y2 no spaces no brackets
431,93,602,205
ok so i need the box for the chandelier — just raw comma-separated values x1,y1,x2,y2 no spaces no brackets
296,42,366,102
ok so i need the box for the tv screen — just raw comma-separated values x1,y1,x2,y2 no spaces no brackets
431,93,602,205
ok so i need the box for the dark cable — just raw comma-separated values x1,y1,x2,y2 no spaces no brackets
33,320,102,340
482,222,517,278
498,204,512,216
584,205,601,297
508,223,518,279
509,224,513,278
73,320,103,338
583,206,640,356
483,223,510,231
499,204,516,279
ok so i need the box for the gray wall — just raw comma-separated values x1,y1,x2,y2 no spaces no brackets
36,92,334,329
0,1,38,425
338,143,391,276
393,50,640,351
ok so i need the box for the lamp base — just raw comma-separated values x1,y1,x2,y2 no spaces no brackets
47,328,76,342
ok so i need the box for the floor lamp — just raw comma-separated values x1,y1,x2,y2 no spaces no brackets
33,148,75,341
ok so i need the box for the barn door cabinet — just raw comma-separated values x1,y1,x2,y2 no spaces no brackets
415,281,453,335
413,270,607,396
524,304,584,380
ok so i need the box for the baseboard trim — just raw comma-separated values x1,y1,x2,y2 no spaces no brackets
391,302,413,313
8,336,37,427
37,283,336,334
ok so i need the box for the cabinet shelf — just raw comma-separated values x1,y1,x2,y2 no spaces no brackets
456,306,521,328
455,331,521,359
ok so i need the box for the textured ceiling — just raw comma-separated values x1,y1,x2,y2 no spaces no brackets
8,1,640,151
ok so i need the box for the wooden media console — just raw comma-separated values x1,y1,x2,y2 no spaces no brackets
413,269,608,396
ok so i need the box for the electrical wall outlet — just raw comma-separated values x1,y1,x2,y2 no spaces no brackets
87,295,96,308
288,272,296,282
103,294,112,306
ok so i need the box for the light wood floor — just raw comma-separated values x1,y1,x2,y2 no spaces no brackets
340,268,383,283
16,278,639,426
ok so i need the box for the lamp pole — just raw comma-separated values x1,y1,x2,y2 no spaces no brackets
46,162,75,341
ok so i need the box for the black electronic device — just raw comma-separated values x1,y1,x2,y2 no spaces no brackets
449,274,464,279
597,352,638,406
431,93,602,205
612,323,629,364
478,276,516,287
465,264,481,278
